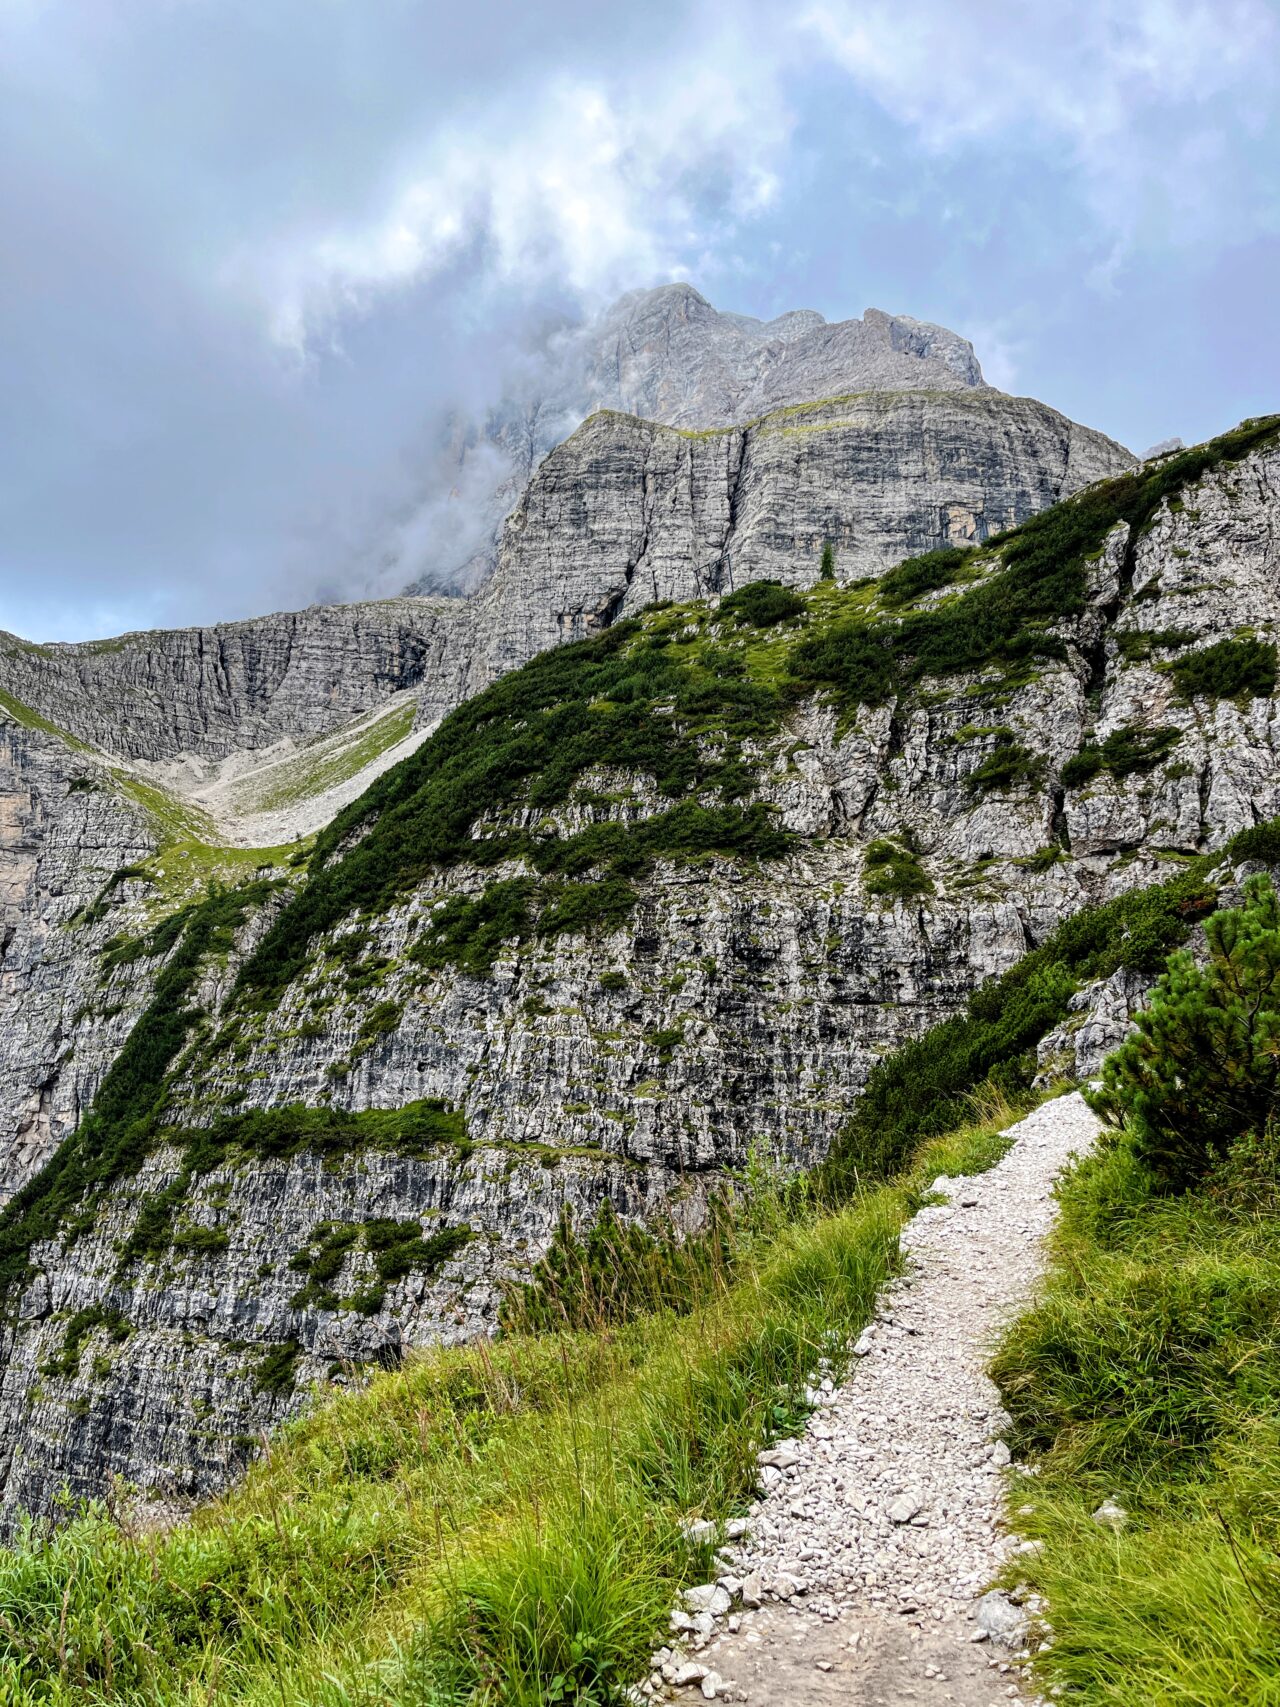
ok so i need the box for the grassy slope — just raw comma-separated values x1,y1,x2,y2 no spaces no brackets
992,1114,1280,1704
0,1104,1021,1706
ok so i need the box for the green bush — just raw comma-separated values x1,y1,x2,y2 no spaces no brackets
876,545,971,609
1169,637,1277,701
964,736,1044,799
863,837,932,900
1092,876,1280,1190
1061,724,1182,789
819,540,836,581
716,579,805,628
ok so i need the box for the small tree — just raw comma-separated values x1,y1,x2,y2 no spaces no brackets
1093,875,1280,1190
819,540,836,581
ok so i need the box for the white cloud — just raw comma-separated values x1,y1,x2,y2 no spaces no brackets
219,0,1279,358
801,0,1279,248
226,43,795,355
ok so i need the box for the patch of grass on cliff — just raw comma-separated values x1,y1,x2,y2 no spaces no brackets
0,1099,1029,1707
290,1216,472,1314
120,1099,469,1268
1060,724,1182,790
862,836,933,901
1167,636,1277,702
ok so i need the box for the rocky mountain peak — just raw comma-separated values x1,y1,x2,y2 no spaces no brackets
401,284,990,594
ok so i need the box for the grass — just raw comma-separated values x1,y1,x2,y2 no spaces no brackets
231,698,419,816
991,1130,1280,1705
0,1100,1023,1707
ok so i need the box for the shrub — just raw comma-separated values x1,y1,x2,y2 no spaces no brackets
715,580,805,629
877,546,971,609
1060,724,1181,789
1169,637,1277,701
1092,875,1280,1190
819,541,836,581
964,736,1044,799
863,837,932,900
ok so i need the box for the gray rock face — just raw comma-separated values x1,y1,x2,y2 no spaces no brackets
0,724,159,1197
578,286,985,428
403,282,998,594
0,598,468,764
467,389,1134,687
0,421,1274,1529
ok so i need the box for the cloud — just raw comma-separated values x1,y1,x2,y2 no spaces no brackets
226,40,795,357
801,0,1279,251
213,0,1279,364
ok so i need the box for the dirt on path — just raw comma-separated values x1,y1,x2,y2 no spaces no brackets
651,1092,1102,1707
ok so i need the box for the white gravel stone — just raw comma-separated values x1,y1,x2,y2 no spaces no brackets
693,1093,1100,1703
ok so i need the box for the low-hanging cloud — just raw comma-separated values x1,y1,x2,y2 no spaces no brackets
1,0,1277,641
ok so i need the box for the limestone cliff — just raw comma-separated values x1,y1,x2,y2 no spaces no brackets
0,417,1274,1527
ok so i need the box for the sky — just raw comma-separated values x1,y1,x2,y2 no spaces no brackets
1,0,1278,642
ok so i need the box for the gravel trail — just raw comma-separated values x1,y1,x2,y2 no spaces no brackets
650,1092,1102,1707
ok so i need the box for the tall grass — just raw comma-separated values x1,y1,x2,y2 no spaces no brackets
0,1110,1021,1706
992,1132,1280,1705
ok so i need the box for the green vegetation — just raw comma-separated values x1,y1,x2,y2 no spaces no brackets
0,1097,1024,1706
993,880,1280,1703
715,579,805,629
1060,723,1182,789
876,545,972,609
819,540,836,581
252,1340,300,1396
862,836,932,900
963,734,1044,798
821,863,1217,1190
0,686,93,752
234,698,418,816
0,880,278,1295
1092,876,1280,1190
41,1307,130,1381
235,622,795,1003
1168,636,1277,701
1114,625,1197,662
291,1216,472,1314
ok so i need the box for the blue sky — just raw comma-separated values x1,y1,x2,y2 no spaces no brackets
2,0,1277,641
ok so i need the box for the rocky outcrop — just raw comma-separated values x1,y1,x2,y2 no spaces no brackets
468,389,1134,686
0,725,158,1196
0,598,468,765
405,282,992,595
577,287,986,428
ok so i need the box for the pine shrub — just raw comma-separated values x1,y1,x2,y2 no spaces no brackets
1093,876,1280,1190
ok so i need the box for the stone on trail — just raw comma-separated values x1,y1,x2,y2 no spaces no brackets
683,1584,732,1616
976,1589,1029,1647
887,1492,923,1525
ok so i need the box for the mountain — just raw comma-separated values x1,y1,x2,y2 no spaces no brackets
0,409,1275,1523
0,378,1132,1218
399,283,993,595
